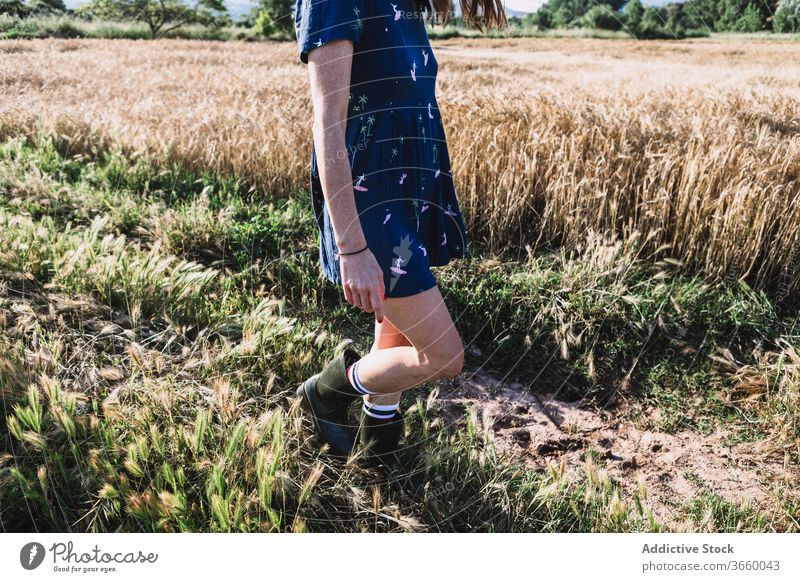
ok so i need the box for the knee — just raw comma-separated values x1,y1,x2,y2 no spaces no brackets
425,343,464,380
446,346,465,378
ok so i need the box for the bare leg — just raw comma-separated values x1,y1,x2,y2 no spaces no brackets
353,285,464,397
364,317,411,406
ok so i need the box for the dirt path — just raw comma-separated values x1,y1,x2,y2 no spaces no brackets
432,368,799,531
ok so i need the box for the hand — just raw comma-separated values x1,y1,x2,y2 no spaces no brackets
339,248,385,322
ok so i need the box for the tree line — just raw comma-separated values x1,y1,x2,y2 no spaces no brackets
524,0,799,37
2,0,799,38
0,0,296,37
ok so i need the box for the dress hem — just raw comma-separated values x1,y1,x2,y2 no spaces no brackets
319,253,469,298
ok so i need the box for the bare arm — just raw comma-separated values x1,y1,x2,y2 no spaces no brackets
307,39,364,255
307,39,385,321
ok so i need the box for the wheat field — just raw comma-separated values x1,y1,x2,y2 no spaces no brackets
1,37,799,293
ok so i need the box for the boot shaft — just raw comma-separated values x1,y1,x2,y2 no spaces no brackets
359,410,404,459
357,408,425,496
314,347,363,404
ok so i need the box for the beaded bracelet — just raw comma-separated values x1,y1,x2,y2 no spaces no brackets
338,243,369,257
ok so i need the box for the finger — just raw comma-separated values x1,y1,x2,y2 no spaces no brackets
370,287,384,323
343,283,354,305
351,287,364,310
360,288,374,313
377,273,386,302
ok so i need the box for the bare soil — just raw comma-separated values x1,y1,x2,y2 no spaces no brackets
432,367,799,531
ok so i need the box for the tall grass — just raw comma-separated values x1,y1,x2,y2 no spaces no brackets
1,135,797,531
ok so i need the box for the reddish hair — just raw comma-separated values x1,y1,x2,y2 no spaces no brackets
416,0,508,31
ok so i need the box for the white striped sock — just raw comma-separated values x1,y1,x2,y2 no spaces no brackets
362,401,399,419
367,403,400,411
348,360,378,395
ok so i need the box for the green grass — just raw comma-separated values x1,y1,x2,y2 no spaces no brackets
679,483,771,532
1,133,798,532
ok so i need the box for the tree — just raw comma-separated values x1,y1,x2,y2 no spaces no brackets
551,6,575,27
77,0,228,37
714,0,769,31
524,8,552,30
531,0,625,29
252,0,294,36
664,2,686,35
680,0,722,32
735,1,764,30
0,0,30,16
623,0,644,35
640,5,667,36
28,0,67,14
775,0,800,32
578,4,624,30
75,0,118,20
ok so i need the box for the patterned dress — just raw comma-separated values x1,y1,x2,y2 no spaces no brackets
295,0,470,297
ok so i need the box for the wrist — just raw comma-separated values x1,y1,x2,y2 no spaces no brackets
336,236,367,255
338,243,369,257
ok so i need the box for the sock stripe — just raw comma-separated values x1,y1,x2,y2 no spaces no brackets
348,360,377,395
350,361,369,394
347,361,366,394
367,403,399,412
362,402,399,419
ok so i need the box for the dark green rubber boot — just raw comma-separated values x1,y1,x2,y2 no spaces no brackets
296,347,362,458
358,408,425,497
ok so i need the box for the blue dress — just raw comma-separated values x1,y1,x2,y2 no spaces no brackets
295,0,470,298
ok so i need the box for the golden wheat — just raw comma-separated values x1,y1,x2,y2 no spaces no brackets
1,37,799,292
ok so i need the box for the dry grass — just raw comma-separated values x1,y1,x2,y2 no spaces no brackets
1,37,799,294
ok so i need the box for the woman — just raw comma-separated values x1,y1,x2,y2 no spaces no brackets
294,0,506,492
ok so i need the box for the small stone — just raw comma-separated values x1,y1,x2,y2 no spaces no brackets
622,456,638,470
512,429,530,447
